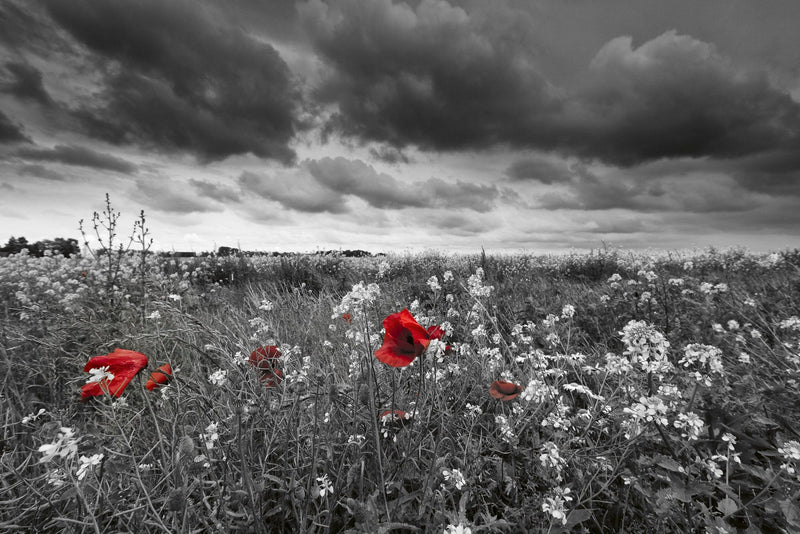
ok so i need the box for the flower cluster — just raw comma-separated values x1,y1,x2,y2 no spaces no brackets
679,343,724,386
619,320,672,375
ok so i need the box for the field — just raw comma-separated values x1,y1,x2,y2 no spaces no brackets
1,241,800,533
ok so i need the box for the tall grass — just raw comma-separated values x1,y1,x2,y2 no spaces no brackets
1,244,799,533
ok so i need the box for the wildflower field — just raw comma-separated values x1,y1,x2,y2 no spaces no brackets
2,233,800,532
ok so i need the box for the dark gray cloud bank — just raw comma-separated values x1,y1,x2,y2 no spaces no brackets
239,157,499,214
16,144,137,173
1,0,799,248
38,0,301,163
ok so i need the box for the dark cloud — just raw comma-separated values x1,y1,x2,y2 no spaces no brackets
426,178,498,212
505,157,573,184
535,163,760,213
0,1,55,49
557,31,800,166
430,212,493,236
302,1,800,179
239,169,349,214
300,0,557,150
369,145,411,164
3,62,52,105
189,179,241,203
0,110,30,143
17,144,137,173
133,178,221,214
205,0,301,45
43,0,300,163
305,157,427,209
240,157,499,214
18,163,65,181
307,157,500,211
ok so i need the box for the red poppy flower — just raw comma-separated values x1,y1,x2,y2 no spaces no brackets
145,363,173,391
489,380,523,401
426,325,445,341
374,309,431,367
249,346,283,387
342,313,353,323
81,349,148,400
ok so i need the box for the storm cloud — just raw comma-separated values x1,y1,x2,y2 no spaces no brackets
133,178,223,214
18,164,65,181
0,110,29,143
240,157,499,214
300,0,557,151
43,0,300,163
17,144,137,173
557,31,800,166
3,62,52,105
2,0,799,252
302,1,800,177
190,179,241,203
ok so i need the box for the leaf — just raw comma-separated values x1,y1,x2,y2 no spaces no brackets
655,455,685,473
565,508,593,527
780,499,800,528
667,474,697,503
717,497,739,516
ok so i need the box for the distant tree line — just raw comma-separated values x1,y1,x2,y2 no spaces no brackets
0,236,80,257
211,247,376,258
0,237,377,259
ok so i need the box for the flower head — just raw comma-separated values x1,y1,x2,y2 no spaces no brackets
81,349,148,400
374,309,431,367
145,363,173,391
76,453,104,480
316,474,334,498
489,380,523,401
38,427,78,463
208,369,227,386
249,345,283,387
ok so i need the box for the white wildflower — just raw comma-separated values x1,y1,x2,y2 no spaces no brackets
76,453,103,481
208,369,227,386
38,427,78,463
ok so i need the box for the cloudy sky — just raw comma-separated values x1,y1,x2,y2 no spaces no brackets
1,0,799,253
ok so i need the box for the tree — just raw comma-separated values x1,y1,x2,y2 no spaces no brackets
1,236,80,257
1,236,29,254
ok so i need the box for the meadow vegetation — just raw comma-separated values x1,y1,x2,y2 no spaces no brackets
1,207,800,533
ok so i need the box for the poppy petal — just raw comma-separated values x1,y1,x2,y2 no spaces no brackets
426,325,445,340
81,349,148,400
489,380,523,401
375,309,432,367
145,363,173,391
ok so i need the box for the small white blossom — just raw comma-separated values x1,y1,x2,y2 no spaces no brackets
21,408,46,424
38,427,78,463
442,468,466,490
76,453,104,481
208,369,227,386
542,487,573,525
86,366,115,385
427,275,441,292
201,422,220,450
316,474,334,498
